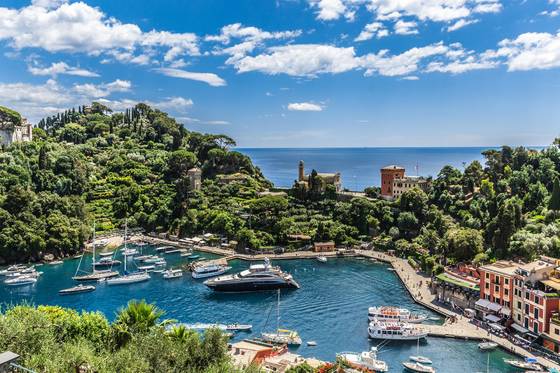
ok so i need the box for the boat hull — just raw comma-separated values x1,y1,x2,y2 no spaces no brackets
368,331,428,340
73,271,119,281
59,286,95,295
192,267,230,279
106,274,150,285
205,280,299,292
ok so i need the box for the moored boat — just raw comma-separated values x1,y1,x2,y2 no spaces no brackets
93,257,121,269
163,269,183,279
4,275,38,286
337,347,388,372
316,256,327,263
204,258,299,292
261,329,302,346
73,270,119,281
107,272,150,285
192,264,231,279
368,319,428,340
98,251,114,257
59,284,95,295
49,260,64,265
478,341,498,350
504,358,543,371
402,361,436,372
368,306,427,323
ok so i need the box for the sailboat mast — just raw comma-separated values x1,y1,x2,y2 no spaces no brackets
123,219,127,273
277,289,280,332
92,220,96,274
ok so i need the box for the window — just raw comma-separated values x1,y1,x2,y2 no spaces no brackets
505,278,509,285
485,283,489,289
495,285,499,293
534,322,539,334
517,301,521,309
495,276,500,284
525,304,529,314
535,296,540,305
505,289,509,296
534,308,539,319
555,328,559,335
525,292,530,300
517,314,521,321
504,301,510,308
486,272,489,279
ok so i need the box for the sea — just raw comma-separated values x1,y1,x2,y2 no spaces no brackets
0,246,519,372
237,147,492,191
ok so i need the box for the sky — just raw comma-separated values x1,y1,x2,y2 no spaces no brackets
0,0,560,148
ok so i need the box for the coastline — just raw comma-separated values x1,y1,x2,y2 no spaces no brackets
141,235,560,370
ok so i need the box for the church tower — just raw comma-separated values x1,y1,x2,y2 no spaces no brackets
298,160,305,181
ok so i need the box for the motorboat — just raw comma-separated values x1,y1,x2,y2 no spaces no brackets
98,251,114,257
59,284,95,295
137,265,155,271
368,306,427,323
93,257,121,269
204,258,299,292
4,275,37,286
0,264,27,275
143,256,163,264
121,248,138,256
337,347,389,372
163,269,183,279
49,260,64,265
504,358,543,371
187,254,201,260
261,329,302,346
368,319,428,340
134,255,153,261
402,361,436,372
225,323,252,331
156,246,174,252
316,256,327,263
106,272,150,285
192,264,231,279
478,341,498,350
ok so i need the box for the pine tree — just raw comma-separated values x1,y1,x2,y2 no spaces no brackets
549,178,560,211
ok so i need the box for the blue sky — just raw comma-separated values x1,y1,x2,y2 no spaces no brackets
1,0,560,147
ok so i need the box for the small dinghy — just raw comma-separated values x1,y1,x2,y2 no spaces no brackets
307,341,317,346
316,256,327,263
59,284,95,295
478,341,498,351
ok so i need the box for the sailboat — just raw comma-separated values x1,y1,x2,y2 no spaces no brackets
410,337,432,364
73,221,119,281
107,219,150,286
261,289,302,346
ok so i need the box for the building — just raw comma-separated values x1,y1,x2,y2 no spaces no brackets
229,340,285,369
477,260,517,318
312,241,335,252
187,167,202,191
0,107,32,147
544,312,560,353
380,165,430,199
433,263,480,309
297,160,342,192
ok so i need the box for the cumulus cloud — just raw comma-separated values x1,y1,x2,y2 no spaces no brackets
72,79,131,98
287,102,324,111
355,22,389,41
491,31,560,71
231,44,359,76
308,0,358,21
394,20,419,35
447,18,479,32
27,61,100,77
153,67,227,87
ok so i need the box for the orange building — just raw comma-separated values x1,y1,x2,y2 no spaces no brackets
313,242,335,252
380,165,405,197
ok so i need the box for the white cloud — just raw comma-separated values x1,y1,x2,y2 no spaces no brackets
232,44,359,76
402,75,419,80
308,0,358,21
355,22,388,41
446,18,479,32
425,58,497,74
473,1,502,14
27,61,100,77
394,20,419,35
153,67,227,87
287,102,324,111
492,31,560,71
72,79,131,98
0,1,199,65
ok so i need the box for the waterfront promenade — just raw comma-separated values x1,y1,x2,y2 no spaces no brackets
139,236,560,370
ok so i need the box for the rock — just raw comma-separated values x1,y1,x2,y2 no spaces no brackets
43,253,55,262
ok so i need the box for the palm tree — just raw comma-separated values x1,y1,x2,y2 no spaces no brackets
167,324,194,343
112,299,168,346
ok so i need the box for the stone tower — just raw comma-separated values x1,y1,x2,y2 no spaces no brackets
298,160,305,181
380,165,405,198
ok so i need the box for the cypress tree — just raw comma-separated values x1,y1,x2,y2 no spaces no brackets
549,178,560,211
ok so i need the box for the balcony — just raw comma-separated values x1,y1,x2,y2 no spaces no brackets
551,314,560,326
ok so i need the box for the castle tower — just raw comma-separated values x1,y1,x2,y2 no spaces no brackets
298,160,305,181
380,165,405,198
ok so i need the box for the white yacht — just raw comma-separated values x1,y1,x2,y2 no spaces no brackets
368,319,428,340
0,264,27,276
337,347,388,372
121,248,138,256
192,264,231,279
368,306,427,323
504,358,543,371
478,341,498,350
204,258,299,292
316,256,327,263
4,275,37,286
410,337,432,364
93,257,121,269
59,284,95,295
163,269,183,279
402,361,436,372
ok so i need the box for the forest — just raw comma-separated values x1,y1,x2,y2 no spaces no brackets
1,103,560,271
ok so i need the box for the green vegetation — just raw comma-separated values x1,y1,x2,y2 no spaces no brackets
0,301,241,372
0,105,22,126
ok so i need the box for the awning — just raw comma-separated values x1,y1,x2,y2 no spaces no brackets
489,323,505,331
499,307,511,316
511,323,529,334
475,299,491,310
514,334,532,345
487,302,502,312
484,314,501,323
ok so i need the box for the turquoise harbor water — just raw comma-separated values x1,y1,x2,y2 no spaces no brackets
0,244,520,372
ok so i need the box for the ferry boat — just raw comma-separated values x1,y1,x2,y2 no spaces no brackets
163,269,183,279
368,306,427,323
402,361,436,372
59,284,95,295
337,347,389,372
368,319,428,340
203,258,299,292
192,264,231,279
504,358,543,371
4,275,38,286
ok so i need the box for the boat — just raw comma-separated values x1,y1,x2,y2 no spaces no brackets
192,264,231,279
98,251,114,257
134,255,153,261
0,264,27,276
180,251,194,258
156,246,174,252
368,306,427,323
204,258,299,292
316,256,327,263
49,260,63,265
59,284,95,295
106,220,151,286
504,358,543,371
121,248,138,256
225,323,252,331
137,265,155,271
187,254,201,260
163,269,183,279
307,341,317,346
93,257,121,269
368,319,428,340
73,222,119,281
164,249,182,254
72,254,83,259
410,337,432,364
387,268,396,272
337,347,389,372
4,275,37,286
261,290,302,346
143,256,164,264
478,341,498,350
402,361,436,372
